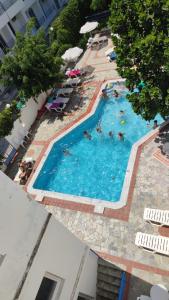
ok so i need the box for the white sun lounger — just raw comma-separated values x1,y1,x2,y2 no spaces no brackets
63,78,81,88
144,208,169,227
135,232,169,256
50,103,66,113
56,88,73,97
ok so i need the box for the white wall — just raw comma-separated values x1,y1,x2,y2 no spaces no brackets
6,91,47,149
0,172,48,300
0,172,98,300
77,251,98,299
20,217,98,300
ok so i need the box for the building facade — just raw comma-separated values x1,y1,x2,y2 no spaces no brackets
0,0,68,59
0,171,98,300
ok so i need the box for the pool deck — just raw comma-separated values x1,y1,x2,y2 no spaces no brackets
7,36,169,299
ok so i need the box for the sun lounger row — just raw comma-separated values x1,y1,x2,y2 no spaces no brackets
62,78,81,88
135,208,169,256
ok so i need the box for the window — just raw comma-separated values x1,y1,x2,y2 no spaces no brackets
35,277,57,300
28,8,40,29
54,0,60,9
35,274,63,300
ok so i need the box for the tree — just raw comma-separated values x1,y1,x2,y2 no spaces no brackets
0,100,20,138
51,0,92,52
0,19,63,100
91,0,111,11
109,0,169,120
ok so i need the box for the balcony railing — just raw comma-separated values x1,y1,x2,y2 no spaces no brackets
6,37,15,48
17,24,26,34
38,16,45,26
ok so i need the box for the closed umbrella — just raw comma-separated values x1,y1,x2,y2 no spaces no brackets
61,47,83,62
80,21,98,34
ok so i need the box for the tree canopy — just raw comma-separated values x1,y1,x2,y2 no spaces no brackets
91,0,111,11
0,19,62,100
109,0,169,120
51,0,92,54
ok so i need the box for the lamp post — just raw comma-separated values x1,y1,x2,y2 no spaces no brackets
49,26,54,44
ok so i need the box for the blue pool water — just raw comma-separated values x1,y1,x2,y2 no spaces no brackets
34,83,162,202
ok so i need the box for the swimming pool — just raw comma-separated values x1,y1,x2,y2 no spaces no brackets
33,81,162,203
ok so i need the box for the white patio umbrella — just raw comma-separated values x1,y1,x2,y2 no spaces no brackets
61,47,83,62
80,21,98,34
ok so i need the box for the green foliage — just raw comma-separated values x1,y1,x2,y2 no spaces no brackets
0,19,63,100
57,44,73,56
0,100,20,138
91,0,111,11
51,0,92,54
109,0,169,120
78,35,89,50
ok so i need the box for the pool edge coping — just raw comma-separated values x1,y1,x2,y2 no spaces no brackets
26,79,168,214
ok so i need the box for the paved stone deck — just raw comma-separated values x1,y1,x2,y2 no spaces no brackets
7,35,169,299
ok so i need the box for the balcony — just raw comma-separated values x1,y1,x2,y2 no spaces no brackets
6,37,15,48
1,0,16,11
38,15,45,26
17,23,26,34
45,4,56,18
0,5,4,16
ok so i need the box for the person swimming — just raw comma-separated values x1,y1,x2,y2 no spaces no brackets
118,132,124,140
101,89,108,99
119,110,125,116
96,122,102,134
113,89,119,98
153,120,158,129
83,130,92,140
109,131,113,138
63,149,71,156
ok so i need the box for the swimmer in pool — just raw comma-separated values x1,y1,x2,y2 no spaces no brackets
83,130,92,140
101,89,109,99
113,90,119,98
96,124,102,134
109,131,113,138
153,120,158,129
119,110,125,116
118,132,124,141
63,149,71,156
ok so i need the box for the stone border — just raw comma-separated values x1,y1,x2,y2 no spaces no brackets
27,79,167,213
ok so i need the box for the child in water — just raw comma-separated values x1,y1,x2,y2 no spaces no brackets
83,130,92,140
118,132,124,140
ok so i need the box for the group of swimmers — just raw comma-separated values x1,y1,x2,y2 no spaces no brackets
83,129,124,141
101,89,119,99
